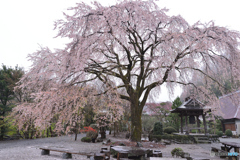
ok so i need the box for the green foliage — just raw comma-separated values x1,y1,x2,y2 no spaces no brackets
216,131,223,137
85,125,98,139
171,148,183,157
165,97,182,131
163,127,177,134
171,97,182,109
209,129,219,135
149,134,209,144
190,129,197,133
0,64,24,140
152,121,163,135
83,105,95,126
81,136,91,142
210,79,239,97
90,124,98,130
86,130,98,139
225,129,233,137
1,117,17,136
0,65,24,107
142,116,158,132
215,119,223,131
160,102,166,106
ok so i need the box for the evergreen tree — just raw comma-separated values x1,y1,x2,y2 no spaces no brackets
0,64,24,140
166,97,182,131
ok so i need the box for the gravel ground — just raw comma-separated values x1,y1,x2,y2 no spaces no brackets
0,133,238,160
0,133,99,160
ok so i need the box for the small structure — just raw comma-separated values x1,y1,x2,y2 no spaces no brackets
218,90,240,135
171,97,211,135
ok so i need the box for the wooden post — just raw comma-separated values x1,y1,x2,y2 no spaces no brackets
180,113,183,134
196,115,200,133
202,113,207,135
185,116,189,135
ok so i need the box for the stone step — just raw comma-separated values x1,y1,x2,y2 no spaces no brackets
195,140,211,144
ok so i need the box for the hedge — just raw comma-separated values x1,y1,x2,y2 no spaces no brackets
81,137,91,142
216,131,223,137
148,134,219,144
149,134,194,143
163,127,177,134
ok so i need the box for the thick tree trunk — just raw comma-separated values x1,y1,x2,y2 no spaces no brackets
130,101,142,142
100,127,106,139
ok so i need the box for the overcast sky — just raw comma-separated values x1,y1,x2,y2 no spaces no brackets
1,0,240,101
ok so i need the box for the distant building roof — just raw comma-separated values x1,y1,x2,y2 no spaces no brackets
219,90,240,120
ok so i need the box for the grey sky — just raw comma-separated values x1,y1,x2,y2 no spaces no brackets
1,0,239,101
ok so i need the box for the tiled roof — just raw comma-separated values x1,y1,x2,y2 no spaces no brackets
171,97,207,113
219,90,240,120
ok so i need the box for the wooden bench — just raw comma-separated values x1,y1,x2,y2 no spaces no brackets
211,147,229,158
90,153,106,160
117,151,128,160
100,147,110,160
152,150,162,157
40,147,94,159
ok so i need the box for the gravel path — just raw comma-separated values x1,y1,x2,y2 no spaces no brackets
0,133,104,160
0,134,238,160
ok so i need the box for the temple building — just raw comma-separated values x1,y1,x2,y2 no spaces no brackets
171,97,211,135
218,90,240,135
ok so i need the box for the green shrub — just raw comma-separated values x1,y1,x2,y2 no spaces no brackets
149,134,194,144
225,129,233,137
171,148,183,157
190,129,198,133
216,131,223,137
209,129,219,134
152,122,163,135
90,124,98,130
81,137,91,142
164,127,177,134
86,127,98,139
142,116,158,132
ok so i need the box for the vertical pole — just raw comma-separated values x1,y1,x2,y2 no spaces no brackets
185,115,189,135
202,113,207,135
180,113,183,134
